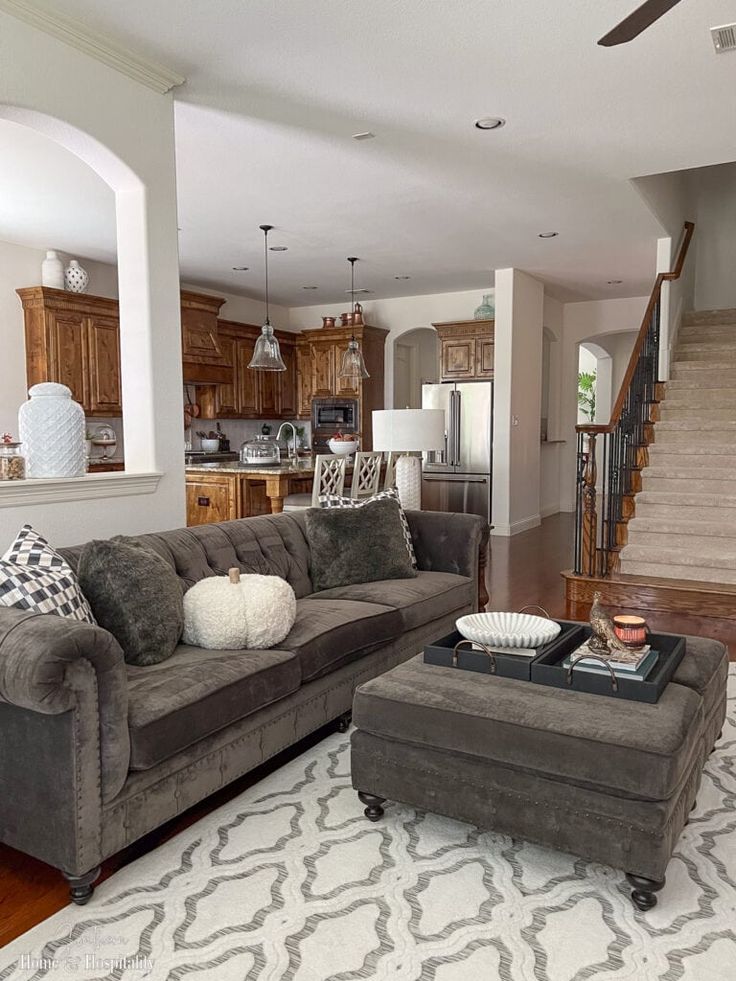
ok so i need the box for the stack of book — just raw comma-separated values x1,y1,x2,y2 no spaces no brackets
563,640,658,681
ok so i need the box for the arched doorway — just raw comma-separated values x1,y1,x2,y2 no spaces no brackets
393,327,439,408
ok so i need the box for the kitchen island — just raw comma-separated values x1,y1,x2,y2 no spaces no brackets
185,458,322,525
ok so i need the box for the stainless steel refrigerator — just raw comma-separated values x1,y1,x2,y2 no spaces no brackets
421,381,493,522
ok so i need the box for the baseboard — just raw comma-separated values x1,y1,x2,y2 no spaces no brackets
491,513,541,537
540,504,560,519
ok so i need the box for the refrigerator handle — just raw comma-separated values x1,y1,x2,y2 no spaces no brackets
454,391,462,468
449,390,458,466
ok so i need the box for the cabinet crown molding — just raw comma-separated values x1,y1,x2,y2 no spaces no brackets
0,0,185,93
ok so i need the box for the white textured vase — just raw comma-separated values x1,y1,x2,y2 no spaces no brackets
395,454,422,510
19,383,87,478
41,250,65,289
64,259,89,294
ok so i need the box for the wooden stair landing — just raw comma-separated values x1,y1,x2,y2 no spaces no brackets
563,568,736,621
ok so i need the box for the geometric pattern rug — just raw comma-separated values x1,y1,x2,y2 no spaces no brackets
1,669,734,981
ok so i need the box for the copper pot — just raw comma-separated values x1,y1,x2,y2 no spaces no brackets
322,316,336,328
340,312,354,326
352,302,364,326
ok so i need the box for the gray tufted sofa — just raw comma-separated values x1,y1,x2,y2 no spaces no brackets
0,509,487,903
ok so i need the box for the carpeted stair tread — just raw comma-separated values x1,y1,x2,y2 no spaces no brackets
642,463,736,481
662,390,736,408
646,451,736,470
654,419,736,431
642,475,736,495
660,406,736,421
628,515,736,539
683,308,736,326
617,559,736,585
635,491,736,514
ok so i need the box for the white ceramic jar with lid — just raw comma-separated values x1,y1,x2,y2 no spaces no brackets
18,383,86,478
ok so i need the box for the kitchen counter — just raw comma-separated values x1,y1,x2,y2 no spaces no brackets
185,459,317,477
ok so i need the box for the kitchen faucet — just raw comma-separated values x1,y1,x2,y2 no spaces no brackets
276,422,298,461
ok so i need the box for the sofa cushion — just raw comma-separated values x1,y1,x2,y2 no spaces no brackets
313,571,474,631
284,598,402,682
353,654,704,801
127,645,300,770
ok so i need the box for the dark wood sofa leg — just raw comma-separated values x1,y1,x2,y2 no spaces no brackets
63,866,100,906
336,711,352,733
626,873,665,911
358,792,386,822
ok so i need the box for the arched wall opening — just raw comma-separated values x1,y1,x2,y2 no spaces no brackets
0,9,184,547
392,327,438,408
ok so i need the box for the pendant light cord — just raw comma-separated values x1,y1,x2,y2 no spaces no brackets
261,224,273,327
348,256,358,314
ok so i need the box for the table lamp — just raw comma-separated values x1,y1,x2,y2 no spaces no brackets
372,409,445,509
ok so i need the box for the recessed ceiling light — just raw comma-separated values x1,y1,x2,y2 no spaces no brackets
302,285,318,290
395,275,411,280
232,266,249,271
538,231,559,238
607,280,623,285
352,131,375,140
269,245,288,252
474,117,506,130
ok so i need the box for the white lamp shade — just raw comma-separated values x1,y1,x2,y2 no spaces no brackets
372,409,445,452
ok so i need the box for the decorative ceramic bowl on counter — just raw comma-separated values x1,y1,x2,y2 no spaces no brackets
455,611,561,649
328,438,359,456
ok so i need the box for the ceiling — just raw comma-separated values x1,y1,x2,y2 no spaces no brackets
2,0,736,305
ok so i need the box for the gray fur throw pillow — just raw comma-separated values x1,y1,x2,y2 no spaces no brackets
77,538,183,665
305,497,418,592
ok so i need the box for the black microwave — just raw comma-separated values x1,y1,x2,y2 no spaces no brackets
311,397,359,433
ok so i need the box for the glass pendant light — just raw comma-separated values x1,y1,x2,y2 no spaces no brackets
248,224,286,371
338,256,370,379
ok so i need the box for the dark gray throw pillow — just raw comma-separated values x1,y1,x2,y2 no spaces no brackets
305,497,418,592
77,538,184,666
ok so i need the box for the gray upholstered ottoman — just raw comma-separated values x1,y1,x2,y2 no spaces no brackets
351,635,728,910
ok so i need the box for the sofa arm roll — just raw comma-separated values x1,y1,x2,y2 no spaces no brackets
0,608,130,801
406,511,489,608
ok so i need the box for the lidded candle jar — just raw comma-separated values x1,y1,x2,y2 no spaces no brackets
0,434,25,481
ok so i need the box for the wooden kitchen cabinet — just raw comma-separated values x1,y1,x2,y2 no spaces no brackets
433,319,494,382
280,343,298,417
295,324,388,447
185,473,240,526
18,287,123,416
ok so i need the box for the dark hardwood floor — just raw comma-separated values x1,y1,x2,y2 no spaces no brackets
1,512,733,946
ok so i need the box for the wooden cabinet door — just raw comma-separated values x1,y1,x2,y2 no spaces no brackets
296,343,312,418
242,479,271,517
181,308,224,364
310,341,335,397
257,369,281,418
440,337,476,381
216,332,239,417
48,311,88,406
186,477,236,526
476,337,494,378
236,337,259,417
279,344,297,418
86,315,122,415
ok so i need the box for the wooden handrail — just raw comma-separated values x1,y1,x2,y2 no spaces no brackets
576,220,694,435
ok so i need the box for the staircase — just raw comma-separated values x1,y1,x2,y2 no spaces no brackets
620,309,736,584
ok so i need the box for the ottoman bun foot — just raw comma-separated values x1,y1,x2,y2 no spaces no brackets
358,792,386,822
626,873,665,911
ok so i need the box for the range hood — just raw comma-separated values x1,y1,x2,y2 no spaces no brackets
181,290,233,385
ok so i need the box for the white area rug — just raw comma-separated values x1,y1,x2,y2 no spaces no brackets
1,668,735,981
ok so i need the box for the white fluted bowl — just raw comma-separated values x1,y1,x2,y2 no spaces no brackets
456,612,561,649
328,439,359,456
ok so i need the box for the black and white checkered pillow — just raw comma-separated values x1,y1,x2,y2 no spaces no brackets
0,525,96,623
319,486,417,568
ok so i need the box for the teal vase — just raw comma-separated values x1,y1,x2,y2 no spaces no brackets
474,293,495,320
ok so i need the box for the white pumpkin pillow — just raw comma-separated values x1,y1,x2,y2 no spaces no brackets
183,568,296,650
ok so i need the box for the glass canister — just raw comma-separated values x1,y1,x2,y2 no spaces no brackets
0,436,26,481
474,292,495,320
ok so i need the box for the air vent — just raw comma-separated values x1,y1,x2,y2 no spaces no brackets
711,23,736,53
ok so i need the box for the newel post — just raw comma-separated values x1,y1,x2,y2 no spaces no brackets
581,432,598,576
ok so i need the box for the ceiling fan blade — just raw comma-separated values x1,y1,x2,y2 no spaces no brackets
598,0,683,46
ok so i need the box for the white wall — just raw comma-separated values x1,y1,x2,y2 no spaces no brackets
492,269,544,536
692,162,736,311
289,287,492,407
181,282,291,331
558,296,647,512
0,11,183,548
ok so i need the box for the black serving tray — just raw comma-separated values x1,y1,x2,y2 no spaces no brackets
530,624,686,703
423,621,585,681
